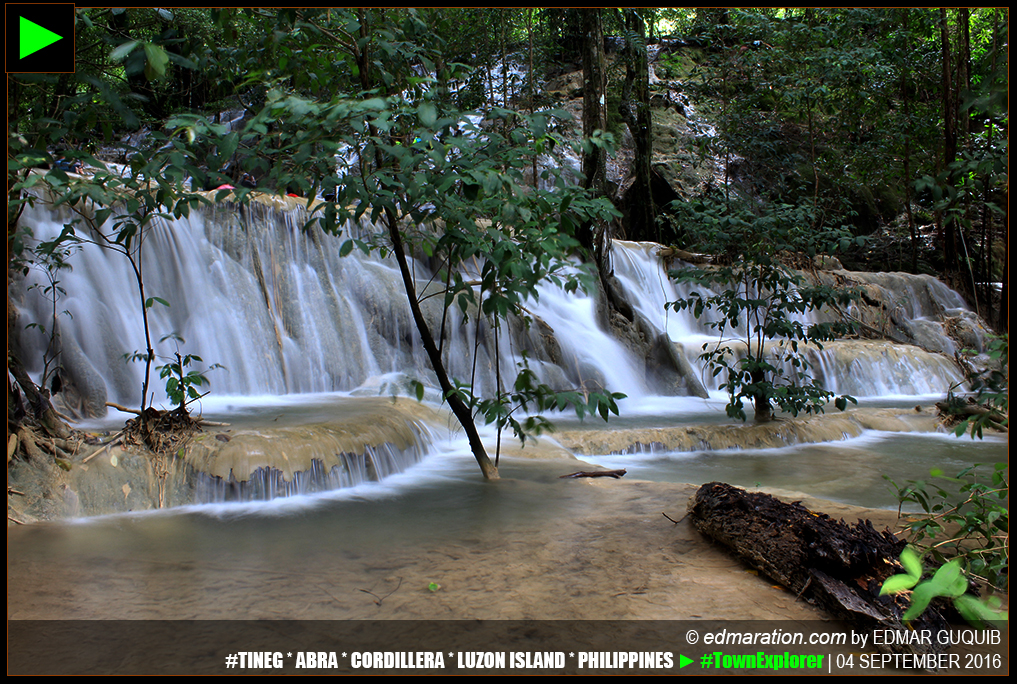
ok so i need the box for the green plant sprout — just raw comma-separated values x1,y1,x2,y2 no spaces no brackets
23,238,77,394
126,333,223,413
880,547,1007,627
881,335,1008,628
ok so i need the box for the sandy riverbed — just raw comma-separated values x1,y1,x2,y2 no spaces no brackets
8,473,899,622
7,468,1007,674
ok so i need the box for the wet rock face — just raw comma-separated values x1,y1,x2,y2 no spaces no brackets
650,107,726,199
544,71,584,98
54,329,108,418
945,310,990,352
182,397,441,502
808,268,986,359
813,254,843,271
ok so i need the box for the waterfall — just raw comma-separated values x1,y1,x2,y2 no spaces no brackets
12,197,974,422
607,240,970,397
10,194,986,508
12,196,644,414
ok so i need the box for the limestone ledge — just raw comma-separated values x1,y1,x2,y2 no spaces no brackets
182,397,440,482
553,407,941,456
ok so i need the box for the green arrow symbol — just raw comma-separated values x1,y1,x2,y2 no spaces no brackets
679,654,693,669
20,17,64,59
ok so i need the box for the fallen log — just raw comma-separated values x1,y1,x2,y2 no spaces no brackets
656,246,715,264
935,401,1008,431
687,482,950,656
559,469,627,479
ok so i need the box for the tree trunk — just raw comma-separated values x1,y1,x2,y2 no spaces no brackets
751,369,772,423
957,9,971,140
528,9,537,188
619,10,655,242
578,9,608,254
899,10,918,273
939,8,957,273
384,210,499,481
581,9,607,195
354,9,497,481
1000,196,1008,331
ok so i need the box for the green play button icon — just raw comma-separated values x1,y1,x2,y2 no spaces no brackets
5,4,75,73
20,16,63,59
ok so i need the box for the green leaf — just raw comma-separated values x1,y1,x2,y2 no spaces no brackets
418,103,437,128
954,595,1008,627
219,132,239,162
880,574,920,595
902,581,938,622
899,547,923,580
926,560,965,598
143,43,170,80
110,40,140,62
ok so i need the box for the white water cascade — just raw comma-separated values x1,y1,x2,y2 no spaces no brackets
12,198,974,416
12,196,644,415
607,240,969,398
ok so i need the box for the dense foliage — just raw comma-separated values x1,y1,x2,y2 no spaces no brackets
672,8,1007,327
667,198,860,422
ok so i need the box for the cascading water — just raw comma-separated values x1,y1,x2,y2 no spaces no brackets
607,239,970,398
12,194,644,414
15,199,393,406
186,397,444,503
13,197,975,410
11,193,981,506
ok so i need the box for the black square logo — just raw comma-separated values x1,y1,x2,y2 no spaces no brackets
6,4,75,73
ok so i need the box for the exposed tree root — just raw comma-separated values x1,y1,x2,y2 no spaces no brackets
122,407,202,455
15,427,48,462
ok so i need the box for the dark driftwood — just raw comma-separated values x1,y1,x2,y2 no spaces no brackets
559,469,627,479
687,482,949,656
935,401,1008,430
